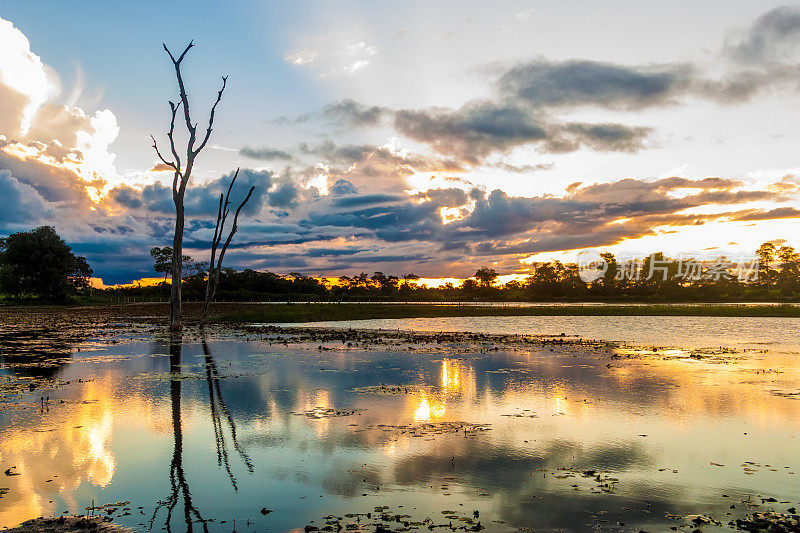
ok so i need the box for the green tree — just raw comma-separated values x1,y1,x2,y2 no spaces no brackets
600,252,618,296
460,278,479,294
777,245,800,297
526,262,563,299
756,242,777,290
0,226,93,301
150,246,194,284
474,266,499,287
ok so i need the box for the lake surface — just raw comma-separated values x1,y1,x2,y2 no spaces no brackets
1,315,799,532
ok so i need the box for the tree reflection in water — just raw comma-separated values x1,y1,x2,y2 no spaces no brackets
203,336,254,490
150,334,253,532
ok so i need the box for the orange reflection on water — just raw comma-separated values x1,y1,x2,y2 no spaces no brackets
0,375,168,528
0,378,117,526
413,394,445,422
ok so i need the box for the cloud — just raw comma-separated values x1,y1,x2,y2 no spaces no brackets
239,146,295,161
497,59,688,110
318,99,385,127
275,6,800,168
0,17,54,135
109,168,275,217
284,33,378,77
0,15,119,202
329,179,358,196
0,169,50,225
726,5,800,64
393,101,652,161
4,9,800,284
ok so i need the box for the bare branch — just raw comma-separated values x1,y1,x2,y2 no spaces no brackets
151,135,176,170
201,169,254,326
194,75,228,156
163,42,196,156
208,193,224,280
217,185,255,269
167,100,182,172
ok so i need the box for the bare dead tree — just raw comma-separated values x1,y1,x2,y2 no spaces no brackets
152,40,227,331
200,168,255,327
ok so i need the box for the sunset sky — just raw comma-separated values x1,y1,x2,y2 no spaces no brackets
1,1,800,284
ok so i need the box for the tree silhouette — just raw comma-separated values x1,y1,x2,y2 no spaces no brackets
151,41,228,331
201,168,255,327
474,266,498,287
0,226,92,301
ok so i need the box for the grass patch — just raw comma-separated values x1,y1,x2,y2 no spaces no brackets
212,303,800,323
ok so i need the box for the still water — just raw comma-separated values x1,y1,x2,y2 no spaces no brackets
1,316,799,532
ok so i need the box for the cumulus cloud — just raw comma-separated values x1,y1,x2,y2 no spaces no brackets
0,169,50,225
0,17,54,135
0,15,119,202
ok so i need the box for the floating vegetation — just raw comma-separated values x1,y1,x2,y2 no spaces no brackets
293,407,365,419
302,505,484,532
369,421,492,439
352,384,434,395
769,389,800,400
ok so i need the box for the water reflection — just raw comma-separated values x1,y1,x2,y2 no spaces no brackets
0,322,799,532
149,335,254,532
202,337,253,490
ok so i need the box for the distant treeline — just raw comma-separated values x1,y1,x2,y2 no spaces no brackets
3,227,799,304
115,243,799,303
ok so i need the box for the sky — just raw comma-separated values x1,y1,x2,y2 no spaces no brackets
1,1,799,284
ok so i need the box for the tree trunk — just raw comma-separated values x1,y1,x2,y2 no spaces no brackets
170,201,184,331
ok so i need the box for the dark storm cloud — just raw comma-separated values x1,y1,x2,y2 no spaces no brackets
548,122,653,153
393,101,548,162
267,178,300,209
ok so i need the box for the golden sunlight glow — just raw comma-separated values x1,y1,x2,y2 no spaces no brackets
439,206,463,224
441,359,460,390
413,394,445,422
